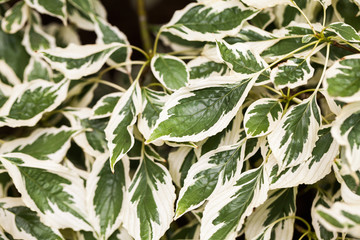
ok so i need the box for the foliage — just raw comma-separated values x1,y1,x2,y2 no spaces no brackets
0,0,360,239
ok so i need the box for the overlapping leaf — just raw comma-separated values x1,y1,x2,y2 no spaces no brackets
123,148,175,240
328,22,360,42
188,56,230,81
148,77,255,143
332,102,360,170
25,0,66,23
270,58,314,89
200,165,269,240
244,98,283,138
1,1,29,34
40,42,124,79
86,154,129,239
0,126,77,162
0,198,64,240
165,0,258,41
267,126,338,189
0,153,92,231
0,79,69,127
245,188,297,240
268,97,321,169
92,92,122,119
24,57,52,82
105,81,141,170
93,16,132,73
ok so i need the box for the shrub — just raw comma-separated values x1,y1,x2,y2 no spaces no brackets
0,0,360,239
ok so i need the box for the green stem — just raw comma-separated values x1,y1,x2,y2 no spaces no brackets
289,89,317,101
153,26,165,56
137,0,152,53
134,61,150,83
290,0,317,35
90,79,127,92
314,43,331,93
260,85,285,97
97,60,146,79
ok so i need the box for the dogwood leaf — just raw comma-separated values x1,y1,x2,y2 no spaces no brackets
0,153,91,231
1,1,29,34
165,0,258,41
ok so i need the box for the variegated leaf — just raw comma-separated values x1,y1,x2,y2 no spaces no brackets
268,97,321,169
105,81,141,170
151,54,189,91
244,98,283,138
64,108,108,157
92,92,122,119
24,57,52,82
0,228,9,240
168,147,197,187
25,0,66,23
311,192,338,240
332,102,360,170
217,40,270,84
0,79,69,127
22,13,56,55
40,43,123,79
0,82,11,109
241,0,290,9
123,148,176,240
175,141,246,219
159,30,205,52
198,111,243,157
188,56,230,81
1,1,29,34
333,161,360,204
138,88,167,140
92,16,131,73
0,153,92,231
0,198,64,240
0,172,11,198
86,154,129,239
148,77,255,143
245,188,297,240
324,54,360,102
328,22,360,42
270,58,314,89
267,126,338,189
316,201,360,238
201,165,269,240
165,0,258,41
0,126,77,163
0,29,30,84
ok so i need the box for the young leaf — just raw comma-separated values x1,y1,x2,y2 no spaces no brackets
270,58,314,89
217,40,270,83
324,54,360,102
268,97,321,169
165,0,258,41
148,77,255,143
24,0,67,23
316,202,360,238
328,22,360,42
105,81,141,170
311,192,338,240
138,88,167,140
175,141,245,219
92,92,122,119
1,1,29,34
0,126,77,163
93,16,132,73
201,165,269,240
0,198,64,240
151,54,189,91
86,154,129,239
40,42,123,79
0,153,92,231
245,188,297,240
123,149,176,240
332,102,360,170
0,79,69,127
244,98,283,138
267,126,338,189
